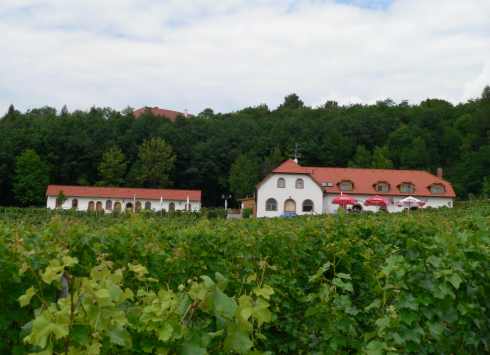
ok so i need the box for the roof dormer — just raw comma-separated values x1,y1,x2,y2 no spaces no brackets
373,180,390,193
337,178,354,191
398,181,414,194
428,182,445,194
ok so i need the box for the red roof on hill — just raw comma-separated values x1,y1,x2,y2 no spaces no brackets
302,166,456,197
133,107,194,121
46,185,201,201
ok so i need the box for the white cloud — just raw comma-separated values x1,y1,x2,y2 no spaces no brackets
1,0,490,114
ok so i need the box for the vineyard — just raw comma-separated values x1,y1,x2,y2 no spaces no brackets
1,203,490,354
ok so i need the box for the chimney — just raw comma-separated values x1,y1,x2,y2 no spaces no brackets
437,168,443,179
184,109,188,118
312,169,315,176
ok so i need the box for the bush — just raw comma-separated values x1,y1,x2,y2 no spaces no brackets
242,207,253,218
207,210,218,219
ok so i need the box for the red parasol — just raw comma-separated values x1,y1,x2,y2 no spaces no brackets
332,194,358,210
364,195,392,212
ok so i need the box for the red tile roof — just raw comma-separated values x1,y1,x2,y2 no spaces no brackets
272,159,309,174
46,185,201,201
133,107,194,121
302,166,455,197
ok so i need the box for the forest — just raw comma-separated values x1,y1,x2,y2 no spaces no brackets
1,87,490,208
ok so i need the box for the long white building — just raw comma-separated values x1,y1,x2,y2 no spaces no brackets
255,159,456,217
46,185,201,212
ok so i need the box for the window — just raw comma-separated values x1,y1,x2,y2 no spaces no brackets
72,199,78,209
284,199,296,212
106,200,112,210
377,185,388,192
400,184,413,193
136,201,142,211
266,198,277,211
302,200,313,212
296,179,304,189
340,183,352,191
145,202,151,210
432,187,443,194
277,178,285,188
169,202,175,211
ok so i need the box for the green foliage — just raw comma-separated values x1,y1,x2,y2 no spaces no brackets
96,147,127,187
2,203,490,353
259,147,284,179
371,146,394,169
229,155,259,200
278,93,304,110
55,190,67,208
242,207,253,218
13,149,50,205
136,138,176,189
348,145,372,168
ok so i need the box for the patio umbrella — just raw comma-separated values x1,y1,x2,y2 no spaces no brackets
396,196,425,209
332,194,358,211
364,195,392,212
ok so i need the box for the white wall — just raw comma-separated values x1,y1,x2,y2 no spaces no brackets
256,174,323,217
46,195,201,212
322,194,453,214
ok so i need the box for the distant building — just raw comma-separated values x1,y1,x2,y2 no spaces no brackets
46,185,201,212
255,159,456,217
133,107,194,121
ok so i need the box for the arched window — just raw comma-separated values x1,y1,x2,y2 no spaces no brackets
106,200,112,210
296,179,304,189
284,199,296,212
136,201,142,210
72,199,78,209
277,178,285,188
114,202,121,212
145,202,151,210
266,198,277,211
169,202,175,211
302,200,313,212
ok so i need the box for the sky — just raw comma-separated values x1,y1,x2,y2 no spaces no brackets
1,0,490,115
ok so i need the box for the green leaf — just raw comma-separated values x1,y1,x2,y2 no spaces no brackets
253,284,275,300
183,342,207,355
19,286,36,307
366,340,388,355
215,272,229,292
336,273,351,279
158,323,173,342
426,320,444,342
427,255,443,268
398,294,418,311
381,255,403,276
41,260,64,284
445,273,463,289
224,324,253,354
107,323,129,346
62,256,78,267
214,287,237,320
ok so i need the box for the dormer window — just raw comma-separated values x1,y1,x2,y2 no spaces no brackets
374,181,390,193
399,183,414,194
429,183,445,194
337,179,353,191
277,178,285,188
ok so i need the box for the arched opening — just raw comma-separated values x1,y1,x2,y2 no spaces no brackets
106,200,112,210
169,202,175,211
145,202,151,210
114,202,121,212
277,178,285,188
266,198,277,211
96,201,102,211
136,201,142,211
302,200,313,212
88,201,95,212
126,202,133,210
284,199,296,212
296,179,304,189
72,199,78,209
352,204,363,212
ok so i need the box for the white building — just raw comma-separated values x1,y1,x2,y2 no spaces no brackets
255,159,456,217
46,185,201,212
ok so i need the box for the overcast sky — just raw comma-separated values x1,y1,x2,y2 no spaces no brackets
1,0,490,115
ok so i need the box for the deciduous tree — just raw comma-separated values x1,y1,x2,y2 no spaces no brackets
229,154,259,199
96,147,127,187
13,149,50,205
137,138,176,189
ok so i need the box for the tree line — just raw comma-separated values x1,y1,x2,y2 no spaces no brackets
2,88,490,207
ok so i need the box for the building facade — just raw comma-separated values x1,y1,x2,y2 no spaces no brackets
255,159,456,217
46,186,201,212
